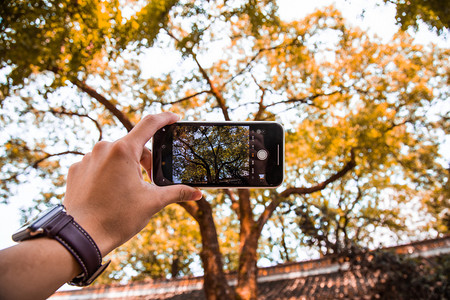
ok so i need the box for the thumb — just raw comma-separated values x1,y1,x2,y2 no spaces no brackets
158,185,203,205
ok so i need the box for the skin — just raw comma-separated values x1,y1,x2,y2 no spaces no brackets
0,112,203,300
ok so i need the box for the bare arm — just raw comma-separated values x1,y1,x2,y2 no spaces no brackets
0,112,202,300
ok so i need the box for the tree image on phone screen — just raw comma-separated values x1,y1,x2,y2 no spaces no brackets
172,125,250,185
152,122,284,188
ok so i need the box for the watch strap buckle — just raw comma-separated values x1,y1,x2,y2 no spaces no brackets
69,260,111,286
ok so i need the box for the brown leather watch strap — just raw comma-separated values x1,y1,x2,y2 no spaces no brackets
44,209,110,286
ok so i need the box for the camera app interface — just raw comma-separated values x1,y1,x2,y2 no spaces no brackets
165,124,270,186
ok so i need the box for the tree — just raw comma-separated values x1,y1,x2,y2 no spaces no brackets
345,248,450,299
1,1,448,299
381,0,450,35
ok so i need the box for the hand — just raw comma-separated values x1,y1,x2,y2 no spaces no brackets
63,112,202,256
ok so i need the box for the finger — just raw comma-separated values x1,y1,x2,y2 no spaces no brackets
158,185,203,205
124,112,180,149
81,152,92,163
140,147,152,175
91,141,111,157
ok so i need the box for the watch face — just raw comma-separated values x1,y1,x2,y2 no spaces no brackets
12,205,64,242
29,205,64,231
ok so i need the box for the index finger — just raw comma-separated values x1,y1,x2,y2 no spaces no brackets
124,112,180,149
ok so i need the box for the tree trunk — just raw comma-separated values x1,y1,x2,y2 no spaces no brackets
235,231,259,300
235,190,260,300
179,199,234,300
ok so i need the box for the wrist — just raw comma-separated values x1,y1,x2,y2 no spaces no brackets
63,205,121,257
12,205,110,286
71,216,117,257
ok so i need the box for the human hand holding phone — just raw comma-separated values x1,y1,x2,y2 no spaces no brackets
63,113,203,256
0,112,203,300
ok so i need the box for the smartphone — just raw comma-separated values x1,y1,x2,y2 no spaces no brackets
152,121,284,188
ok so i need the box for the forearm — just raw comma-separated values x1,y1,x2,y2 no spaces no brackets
0,238,81,300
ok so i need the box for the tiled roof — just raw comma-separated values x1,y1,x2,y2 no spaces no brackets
51,236,450,300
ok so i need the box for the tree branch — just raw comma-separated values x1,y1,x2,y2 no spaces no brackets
2,148,84,192
34,108,103,141
259,90,340,110
267,91,338,109
222,39,300,89
224,189,240,218
47,67,134,132
165,30,231,121
32,150,85,168
251,74,268,121
178,201,200,223
191,54,231,121
281,153,356,197
231,90,341,119
256,151,356,234
72,80,134,132
162,90,210,106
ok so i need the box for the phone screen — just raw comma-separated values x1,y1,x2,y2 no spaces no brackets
152,122,284,188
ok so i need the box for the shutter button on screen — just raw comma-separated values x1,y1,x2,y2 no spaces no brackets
257,149,268,160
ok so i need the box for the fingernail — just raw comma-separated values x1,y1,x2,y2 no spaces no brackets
191,189,203,200
167,111,180,120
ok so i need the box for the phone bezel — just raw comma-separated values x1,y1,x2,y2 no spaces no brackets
151,121,285,188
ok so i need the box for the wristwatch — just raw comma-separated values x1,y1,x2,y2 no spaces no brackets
12,205,110,286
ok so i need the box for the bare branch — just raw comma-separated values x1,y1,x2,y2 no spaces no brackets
230,90,341,119
224,189,240,218
72,80,134,132
256,151,356,234
2,150,85,184
34,108,103,141
277,214,291,262
191,54,231,121
161,90,210,106
256,90,340,110
280,153,356,198
266,91,338,109
47,66,134,132
165,30,231,121
251,74,268,121
32,150,85,168
222,39,300,89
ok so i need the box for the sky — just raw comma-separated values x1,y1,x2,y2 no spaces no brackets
0,0,449,252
